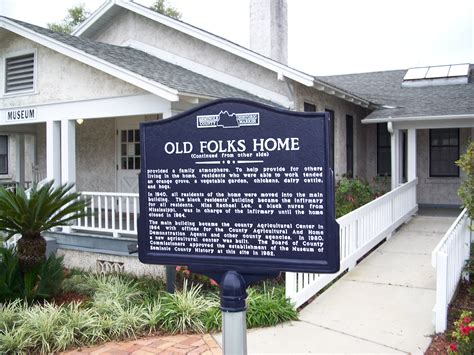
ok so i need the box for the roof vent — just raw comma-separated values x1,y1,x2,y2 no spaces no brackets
402,63,469,87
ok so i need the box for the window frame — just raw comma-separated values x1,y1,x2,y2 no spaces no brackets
303,101,316,112
346,115,354,178
2,49,37,97
376,123,391,176
429,128,460,177
325,109,335,170
0,135,9,175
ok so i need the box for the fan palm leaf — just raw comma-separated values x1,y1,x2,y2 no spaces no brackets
0,181,90,270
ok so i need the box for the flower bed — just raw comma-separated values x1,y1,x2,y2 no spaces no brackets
0,268,297,354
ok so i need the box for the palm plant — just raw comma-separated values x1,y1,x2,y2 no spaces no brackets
0,181,90,271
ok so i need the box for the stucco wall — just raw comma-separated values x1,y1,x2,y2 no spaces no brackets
0,32,143,109
293,83,372,179
416,128,472,206
76,118,116,192
92,10,291,98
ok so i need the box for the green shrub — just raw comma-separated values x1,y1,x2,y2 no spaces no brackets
456,142,474,222
159,280,218,334
0,247,65,302
246,285,298,328
335,177,376,218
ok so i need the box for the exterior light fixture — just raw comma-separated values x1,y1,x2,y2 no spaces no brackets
76,119,84,125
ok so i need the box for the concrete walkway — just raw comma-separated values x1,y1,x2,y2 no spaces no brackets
214,211,457,354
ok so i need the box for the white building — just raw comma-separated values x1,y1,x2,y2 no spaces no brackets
1,0,472,274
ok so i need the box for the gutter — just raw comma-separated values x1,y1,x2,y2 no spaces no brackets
362,113,474,124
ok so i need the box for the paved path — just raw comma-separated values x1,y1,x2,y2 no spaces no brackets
213,212,456,354
65,211,456,354
62,334,222,355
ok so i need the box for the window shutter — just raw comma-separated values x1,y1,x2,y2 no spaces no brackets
5,53,35,93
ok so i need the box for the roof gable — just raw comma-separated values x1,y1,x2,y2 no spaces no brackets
0,16,280,106
73,0,370,108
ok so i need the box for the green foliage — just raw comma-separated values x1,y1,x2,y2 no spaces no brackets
159,280,218,334
335,177,378,218
448,311,474,354
0,247,65,302
0,182,90,241
150,0,182,19
47,4,90,34
456,142,474,222
246,285,298,328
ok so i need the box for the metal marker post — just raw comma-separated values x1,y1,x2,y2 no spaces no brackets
220,271,248,355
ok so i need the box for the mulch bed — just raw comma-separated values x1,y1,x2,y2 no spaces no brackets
52,291,89,306
425,280,474,354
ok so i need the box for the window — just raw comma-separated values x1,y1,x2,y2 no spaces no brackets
430,129,459,177
4,52,35,94
325,109,335,169
377,123,391,176
304,102,316,112
120,129,140,170
0,136,8,174
346,115,353,177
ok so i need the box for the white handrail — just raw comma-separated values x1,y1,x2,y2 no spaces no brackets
286,178,418,308
432,208,471,333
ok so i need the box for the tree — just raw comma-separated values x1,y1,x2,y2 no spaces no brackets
149,0,182,19
0,182,90,271
47,4,90,34
456,142,474,223
48,1,182,34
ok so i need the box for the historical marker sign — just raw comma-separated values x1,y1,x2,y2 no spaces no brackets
138,99,339,274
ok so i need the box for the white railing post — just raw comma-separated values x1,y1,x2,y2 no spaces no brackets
435,252,448,333
285,272,297,303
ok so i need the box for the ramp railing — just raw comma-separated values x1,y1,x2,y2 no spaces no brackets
432,208,471,333
286,178,418,308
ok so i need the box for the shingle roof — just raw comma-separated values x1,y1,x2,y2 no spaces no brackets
3,17,281,107
317,67,474,120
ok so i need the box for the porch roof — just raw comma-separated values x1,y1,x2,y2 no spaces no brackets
1,16,282,107
317,66,474,122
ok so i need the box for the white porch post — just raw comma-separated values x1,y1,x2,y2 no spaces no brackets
390,127,401,189
61,119,76,186
407,128,417,181
15,134,25,188
46,121,61,184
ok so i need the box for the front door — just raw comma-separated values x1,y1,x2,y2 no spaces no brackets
116,118,142,193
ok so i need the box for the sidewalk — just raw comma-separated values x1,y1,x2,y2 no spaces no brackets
214,212,456,354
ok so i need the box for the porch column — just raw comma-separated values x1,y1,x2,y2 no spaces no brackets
61,119,76,186
46,121,61,185
390,127,401,189
407,128,417,181
15,134,25,188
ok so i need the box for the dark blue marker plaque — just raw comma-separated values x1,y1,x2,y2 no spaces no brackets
138,99,339,274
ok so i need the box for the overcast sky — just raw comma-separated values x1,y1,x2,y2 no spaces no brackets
1,0,473,75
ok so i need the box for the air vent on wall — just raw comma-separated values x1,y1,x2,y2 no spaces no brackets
5,53,35,93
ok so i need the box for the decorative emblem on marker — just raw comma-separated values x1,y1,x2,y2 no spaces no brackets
196,111,260,129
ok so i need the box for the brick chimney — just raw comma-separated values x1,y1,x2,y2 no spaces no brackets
249,0,288,65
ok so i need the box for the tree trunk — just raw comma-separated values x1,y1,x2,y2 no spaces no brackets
17,232,46,272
